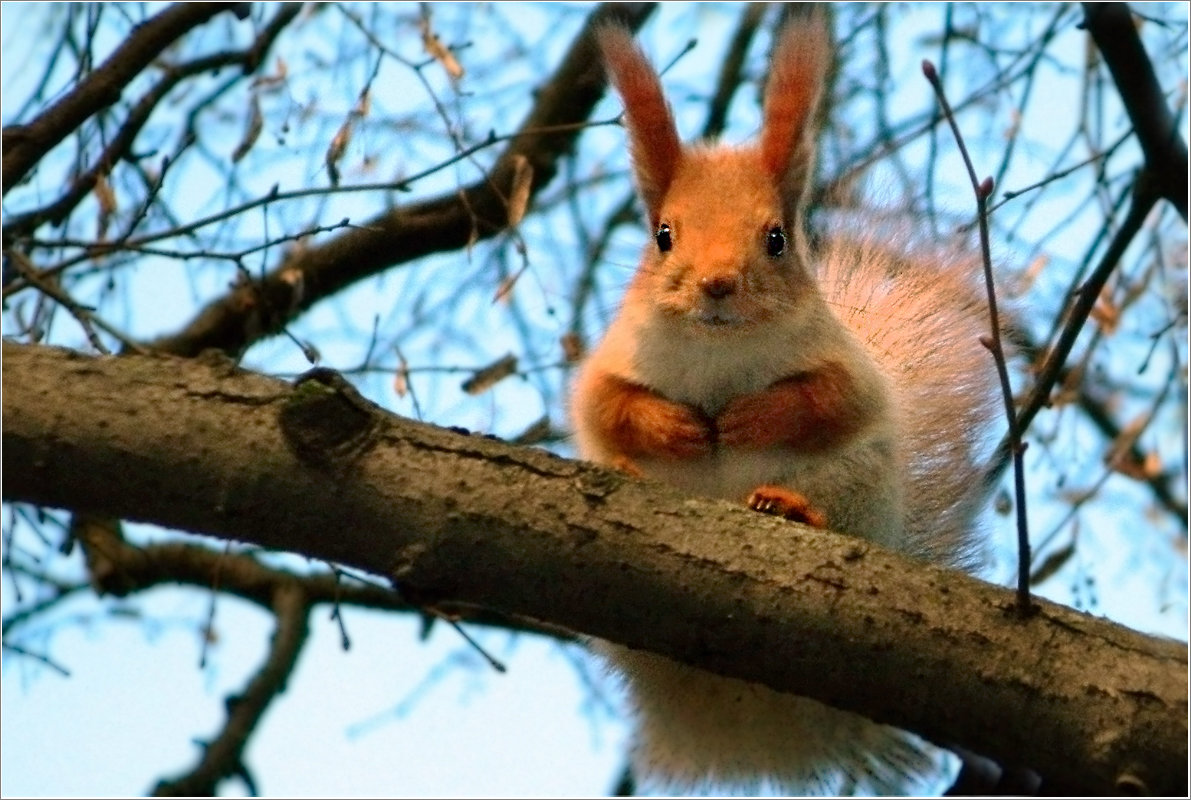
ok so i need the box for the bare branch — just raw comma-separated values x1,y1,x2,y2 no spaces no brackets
922,60,1032,614
145,2,658,359
59,510,570,640
2,3,249,192
1082,2,1189,219
2,3,302,242
990,177,1162,479
151,580,309,796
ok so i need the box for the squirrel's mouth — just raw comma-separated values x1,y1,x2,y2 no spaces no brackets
688,304,749,328
694,313,741,327
658,297,754,329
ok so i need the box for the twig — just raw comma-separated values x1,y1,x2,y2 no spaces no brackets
993,130,1131,211
1,641,72,677
2,3,303,251
922,60,1033,614
1031,347,1179,569
327,564,352,650
1,3,245,191
1008,177,1161,454
139,2,659,360
199,543,231,669
440,612,507,674
1,564,89,637
5,250,144,354
151,581,311,796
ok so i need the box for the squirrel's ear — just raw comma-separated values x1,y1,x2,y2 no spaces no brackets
598,26,681,227
760,18,830,212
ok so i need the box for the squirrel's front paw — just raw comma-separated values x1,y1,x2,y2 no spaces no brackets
747,485,827,527
716,388,792,449
584,372,713,461
628,395,714,460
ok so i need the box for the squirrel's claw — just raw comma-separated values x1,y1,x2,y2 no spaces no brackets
747,485,828,528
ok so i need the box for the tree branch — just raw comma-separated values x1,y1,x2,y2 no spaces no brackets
2,3,249,193
2,3,302,242
1081,2,1188,219
3,340,1185,796
152,579,310,796
987,174,1161,485
146,2,658,359
59,509,571,641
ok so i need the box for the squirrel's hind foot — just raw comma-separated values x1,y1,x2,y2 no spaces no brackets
747,485,828,528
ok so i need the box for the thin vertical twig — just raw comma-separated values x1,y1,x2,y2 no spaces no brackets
922,60,1033,615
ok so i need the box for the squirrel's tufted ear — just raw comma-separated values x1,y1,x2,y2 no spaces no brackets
598,26,682,228
760,17,831,215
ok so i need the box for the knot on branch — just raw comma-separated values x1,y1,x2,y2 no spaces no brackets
279,368,379,470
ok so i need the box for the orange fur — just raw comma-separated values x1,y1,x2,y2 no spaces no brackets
716,362,870,452
582,370,713,462
598,26,682,227
759,17,830,207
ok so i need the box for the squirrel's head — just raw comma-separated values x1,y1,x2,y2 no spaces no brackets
599,19,831,333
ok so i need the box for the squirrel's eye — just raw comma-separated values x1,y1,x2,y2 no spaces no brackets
656,223,673,253
766,226,786,258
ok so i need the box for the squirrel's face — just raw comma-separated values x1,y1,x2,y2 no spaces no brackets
636,147,814,333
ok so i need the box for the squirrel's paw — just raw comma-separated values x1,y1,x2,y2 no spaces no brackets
747,485,828,527
629,395,714,460
611,455,645,478
716,390,786,450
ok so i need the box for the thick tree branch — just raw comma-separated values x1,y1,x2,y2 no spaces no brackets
3,341,1185,796
1082,2,1188,219
1,3,248,192
146,2,658,359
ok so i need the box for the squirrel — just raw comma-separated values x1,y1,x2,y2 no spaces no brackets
569,15,1006,797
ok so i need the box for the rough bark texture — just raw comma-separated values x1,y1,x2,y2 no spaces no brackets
3,340,1186,796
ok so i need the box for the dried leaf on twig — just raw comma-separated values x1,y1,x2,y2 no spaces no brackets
461,353,518,395
252,56,288,91
232,95,263,163
508,154,533,227
94,172,117,242
325,87,371,185
394,357,410,398
420,15,464,81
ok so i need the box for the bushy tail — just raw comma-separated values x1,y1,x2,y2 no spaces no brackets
815,232,1006,572
604,642,961,797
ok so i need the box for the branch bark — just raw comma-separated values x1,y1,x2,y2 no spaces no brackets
3,340,1186,796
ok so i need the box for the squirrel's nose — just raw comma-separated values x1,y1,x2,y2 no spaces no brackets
699,273,740,299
